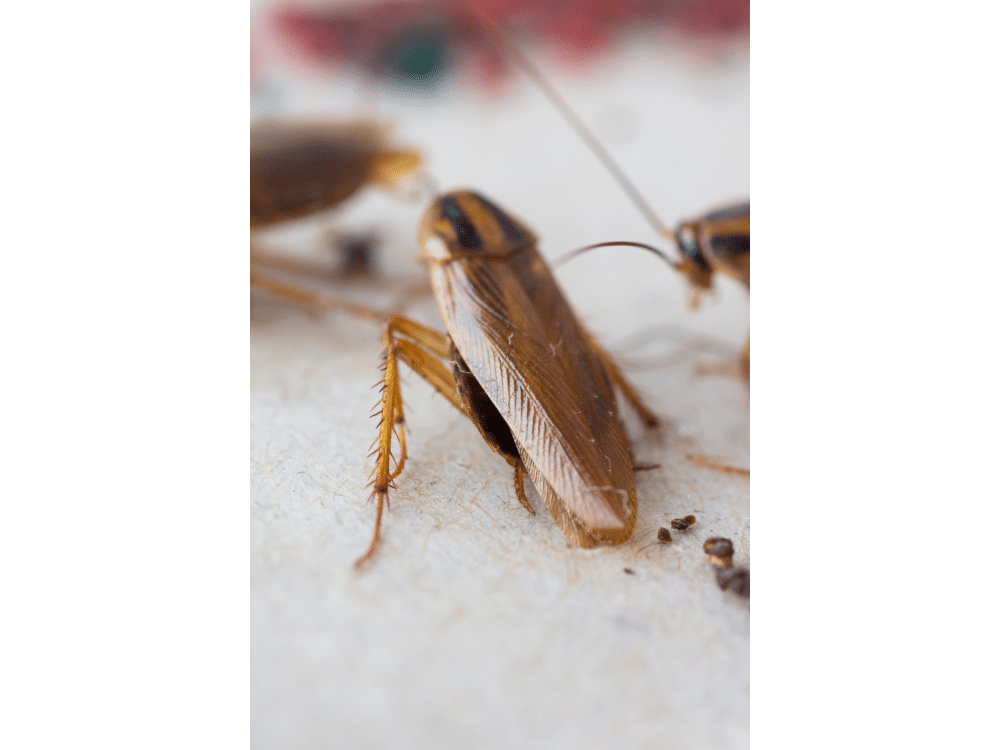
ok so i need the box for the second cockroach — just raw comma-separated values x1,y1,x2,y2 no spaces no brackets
251,119,421,230
250,118,423,316
357,189,659,568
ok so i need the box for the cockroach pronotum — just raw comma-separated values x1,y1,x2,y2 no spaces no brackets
465,4,751,372
250,118,423,317
356,190,660,568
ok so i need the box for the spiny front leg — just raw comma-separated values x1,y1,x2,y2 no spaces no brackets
354,316,467,569
355,330,404,570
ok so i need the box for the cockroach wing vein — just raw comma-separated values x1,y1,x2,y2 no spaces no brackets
429,247,637,545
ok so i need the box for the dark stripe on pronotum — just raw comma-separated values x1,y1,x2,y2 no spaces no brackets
440,195,484,250
474,191,529,246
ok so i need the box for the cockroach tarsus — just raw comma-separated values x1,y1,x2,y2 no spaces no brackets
250,118,423,315
355,190,659,568
686,454,750,476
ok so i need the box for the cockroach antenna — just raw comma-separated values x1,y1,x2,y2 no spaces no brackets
463,2,674,243
553,241,682,271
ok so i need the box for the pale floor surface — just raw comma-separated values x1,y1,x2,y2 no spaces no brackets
251,45,749,749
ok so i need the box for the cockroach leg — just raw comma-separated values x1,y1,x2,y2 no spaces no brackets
356,316,468,569
513,462,535,515
393,339,466,414
587,334,659,428
694,331,749,382
694,358,749,382
251,243,340,281
250,269,388,323
686,454,750,477
388,374,407,482
386,315,453,357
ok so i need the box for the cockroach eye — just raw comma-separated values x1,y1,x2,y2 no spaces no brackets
473,191,528,245
678,226,698,258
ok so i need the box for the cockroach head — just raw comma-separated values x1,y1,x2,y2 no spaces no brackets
419,190,536,262
674,220,714,294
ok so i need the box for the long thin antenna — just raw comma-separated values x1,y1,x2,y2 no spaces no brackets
553,241,680,270
465,2,675,241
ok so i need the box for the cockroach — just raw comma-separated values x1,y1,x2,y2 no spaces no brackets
671,514,697,531
656,527,673,543
466,4,750,370
251,119,421,229
250,118,423,314
356,189,659,568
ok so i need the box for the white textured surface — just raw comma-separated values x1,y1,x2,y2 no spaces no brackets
251,41,749,749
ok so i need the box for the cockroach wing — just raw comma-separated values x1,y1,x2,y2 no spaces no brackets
250,120,421,228
430,245,638,547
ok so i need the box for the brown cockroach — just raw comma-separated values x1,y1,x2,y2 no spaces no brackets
250,118,423,315
465,4,750,369
251,119,421,230
356,189,660,568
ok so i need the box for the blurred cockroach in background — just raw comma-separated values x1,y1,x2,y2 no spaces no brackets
357,190,660,568
250,118,424,319
251,120,421,230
